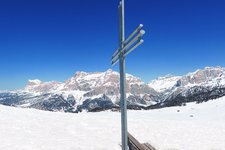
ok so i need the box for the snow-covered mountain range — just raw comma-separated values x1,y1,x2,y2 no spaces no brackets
1,66,225,112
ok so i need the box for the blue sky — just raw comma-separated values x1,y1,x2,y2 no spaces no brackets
0,0,225,90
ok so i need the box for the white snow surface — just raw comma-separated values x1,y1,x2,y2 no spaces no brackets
1,96,225,150
148,75,181,92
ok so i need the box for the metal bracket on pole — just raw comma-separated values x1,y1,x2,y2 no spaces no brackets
111,29,145,63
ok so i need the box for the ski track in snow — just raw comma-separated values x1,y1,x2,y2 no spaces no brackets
1,97,225,150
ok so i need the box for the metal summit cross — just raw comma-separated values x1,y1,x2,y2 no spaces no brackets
111,0,145,150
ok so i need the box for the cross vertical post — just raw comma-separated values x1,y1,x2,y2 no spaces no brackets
111,0,145,149
119,0,128,150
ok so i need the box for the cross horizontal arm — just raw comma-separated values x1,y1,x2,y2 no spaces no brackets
112,50,120,62
111,57,119,67
112,39,144,67
124,39,144,57
111,29,145,62
112,48,120,58
124,24,143,44
121,30,145,53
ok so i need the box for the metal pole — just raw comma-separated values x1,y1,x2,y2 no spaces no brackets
119,0,128,150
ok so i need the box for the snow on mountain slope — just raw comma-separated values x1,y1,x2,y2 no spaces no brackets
25,79,62,93
1,66,225,112
148,66,225,106
22,67,225,99
0,96,225,150
148,75,181,92
22,69,157,107
177,66,225,88
149,66,225,92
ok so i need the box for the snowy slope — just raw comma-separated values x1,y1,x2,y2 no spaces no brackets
0,96,225,150
148,66,225,90
149,66,225,107
148,75,181,92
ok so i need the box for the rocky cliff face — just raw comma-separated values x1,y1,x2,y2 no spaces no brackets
0,69,158,112
0,67,225,112
154,67,225,107
25,79,62,93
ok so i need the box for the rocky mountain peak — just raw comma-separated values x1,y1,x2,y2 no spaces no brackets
106,69,113,73
178,66,225,87
74,71,89,78
27,79,42,86
25,80,62,93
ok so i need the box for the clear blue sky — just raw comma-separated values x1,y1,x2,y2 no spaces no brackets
0,0,225,90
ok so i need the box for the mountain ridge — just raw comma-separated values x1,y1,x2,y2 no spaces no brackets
1,66,225,112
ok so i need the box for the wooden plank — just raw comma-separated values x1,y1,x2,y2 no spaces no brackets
128,132,143,150
128,132,156,150
143,143,156,150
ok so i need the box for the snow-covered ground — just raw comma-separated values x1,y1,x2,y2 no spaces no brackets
0,97,225,150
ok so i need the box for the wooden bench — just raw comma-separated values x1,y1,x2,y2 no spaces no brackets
128,132,156,150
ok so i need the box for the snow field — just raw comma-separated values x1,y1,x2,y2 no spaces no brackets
0,96,225,150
